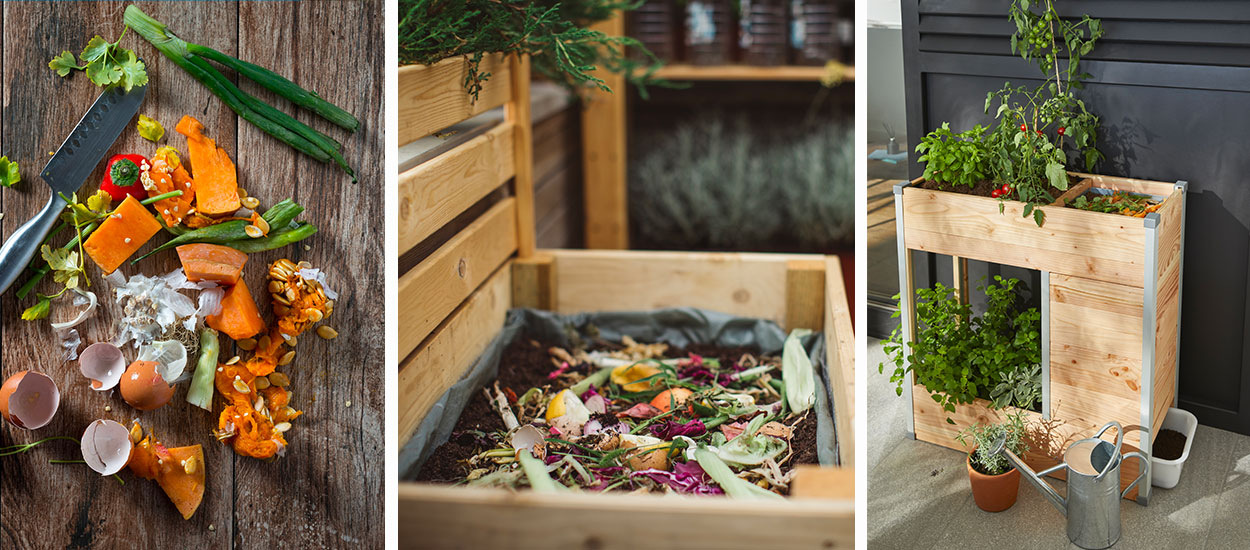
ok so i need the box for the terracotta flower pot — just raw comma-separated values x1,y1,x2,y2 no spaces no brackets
967,448,1020,512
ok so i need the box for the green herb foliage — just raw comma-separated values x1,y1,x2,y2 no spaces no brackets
1070,191,1156,215
915,123,990,188
49,30,148,91
989,363,1042,411
982,0,1104,225
880,276,1042,420
956,410,1030,475
399,0,663,99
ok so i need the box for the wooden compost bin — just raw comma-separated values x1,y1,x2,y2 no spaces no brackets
893,173,1187,504
398,54,855,549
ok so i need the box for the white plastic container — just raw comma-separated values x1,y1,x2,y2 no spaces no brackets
1151,407,1197,488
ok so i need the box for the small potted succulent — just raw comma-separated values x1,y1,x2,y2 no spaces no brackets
956,411,1029,512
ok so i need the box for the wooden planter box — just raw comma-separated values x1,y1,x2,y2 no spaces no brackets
398,54,855,549
893,173,1187,504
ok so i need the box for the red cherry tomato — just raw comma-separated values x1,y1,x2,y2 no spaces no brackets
991,189,1002,198
1020,124,1027,132
1057,127,1066,135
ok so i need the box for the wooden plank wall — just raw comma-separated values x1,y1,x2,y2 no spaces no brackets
532,102,584,248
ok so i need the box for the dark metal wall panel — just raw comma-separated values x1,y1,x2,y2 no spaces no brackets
901,0,1250,433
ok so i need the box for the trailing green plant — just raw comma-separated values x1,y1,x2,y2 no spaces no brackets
915,123,991,188
880,276,1041,420
982,0,1105,226
956,410,1030,475
989,363,1042,411
398,0,665,99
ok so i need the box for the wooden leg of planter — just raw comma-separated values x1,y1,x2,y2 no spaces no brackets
824,257,855,468
786,260,826,331
512,253,557,311
952,256,968,304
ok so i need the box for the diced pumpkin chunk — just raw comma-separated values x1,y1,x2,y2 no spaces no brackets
207,280,265,340
176,243,247,285
176,115,239,217
83,195,163,274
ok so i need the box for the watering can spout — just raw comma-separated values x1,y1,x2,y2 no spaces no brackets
987,433,1069,516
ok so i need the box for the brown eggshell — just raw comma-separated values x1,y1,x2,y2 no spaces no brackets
120,361,175,411
0,371,60,429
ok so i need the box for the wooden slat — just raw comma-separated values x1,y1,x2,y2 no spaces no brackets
398,485,853,550
398,264,512,446
399,198,519,360
790,466,854,500
581,14,630,249
1052,178,1094,207
785,260,826,331
912,387,1146,499
1069,171,1178,197
508,55,537,258
511,253,557,310
546,250,824,324
902,187,1149,286
1154,188,1184,420
398,54,511,145
398,123,515,254
824,258,855,468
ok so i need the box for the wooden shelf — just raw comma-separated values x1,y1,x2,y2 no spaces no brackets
650,63,854,82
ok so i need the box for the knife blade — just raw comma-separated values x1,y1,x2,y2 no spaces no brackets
0,84,147,295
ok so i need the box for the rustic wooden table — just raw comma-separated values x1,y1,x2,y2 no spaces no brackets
0,2,383,547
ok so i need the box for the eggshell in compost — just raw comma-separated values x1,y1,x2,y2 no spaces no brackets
121,361,175,411
0,371,60,429
81,419,133,476
79,342,126,391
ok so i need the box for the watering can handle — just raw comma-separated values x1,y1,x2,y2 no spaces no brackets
1093,421,1124,481
1120,451,1150,499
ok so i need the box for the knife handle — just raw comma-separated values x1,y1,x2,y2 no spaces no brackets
0,193,69,296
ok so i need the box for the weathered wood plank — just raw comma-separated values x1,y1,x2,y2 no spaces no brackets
580,15,629,250
233,1,383,547
398,198,518,360
507,55,536,258
398,54,511,146
548,250,825,325
1,2,238,547
1,2,382,547
398,263,512,447
398,123,515,255
398,484,853,550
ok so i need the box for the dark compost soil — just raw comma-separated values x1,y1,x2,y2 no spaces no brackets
1153,428,1187,461
415,335,821,489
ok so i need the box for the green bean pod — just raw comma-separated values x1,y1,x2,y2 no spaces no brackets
225,223,318,253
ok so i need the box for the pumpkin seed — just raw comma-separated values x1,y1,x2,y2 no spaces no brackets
268,371,291,387
258,335,271,352
255,376,271,390
245,225,264,238
225,355,241,366
274,422,292,433
183,456,198,475
278,351,296,366
306,308,324,323
237,338,257,351
241,196,260,210
232,376,251,394
268,281,284,294
129,422,143,443
316,326,338,340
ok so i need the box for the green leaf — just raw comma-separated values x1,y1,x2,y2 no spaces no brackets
48,51,82,77
79,35,111,64
86,60,123,87
782,329,816,414
0,156,19,188
1034,208,1046,226
117,51,148,92
1045,161,1069,190
137,114,163,142
21,298,51,321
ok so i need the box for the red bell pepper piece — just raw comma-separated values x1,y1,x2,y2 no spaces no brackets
100,154,150,202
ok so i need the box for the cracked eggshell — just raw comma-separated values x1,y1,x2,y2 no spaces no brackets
618,433,672,471
0,371,60,429
79,342,126,391
81,419,133,476
120,361,175,411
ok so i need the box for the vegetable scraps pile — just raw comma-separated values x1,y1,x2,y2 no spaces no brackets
420,331,821,498
1068,190,1161,218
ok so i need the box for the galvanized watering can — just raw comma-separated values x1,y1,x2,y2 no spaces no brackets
988,421,1148,550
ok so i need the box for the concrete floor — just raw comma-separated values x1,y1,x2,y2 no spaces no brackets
868,337,1250,550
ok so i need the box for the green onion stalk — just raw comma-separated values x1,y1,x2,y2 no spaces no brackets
123,5,358,181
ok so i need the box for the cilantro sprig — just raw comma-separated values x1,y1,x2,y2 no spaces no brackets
49,29,148,91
